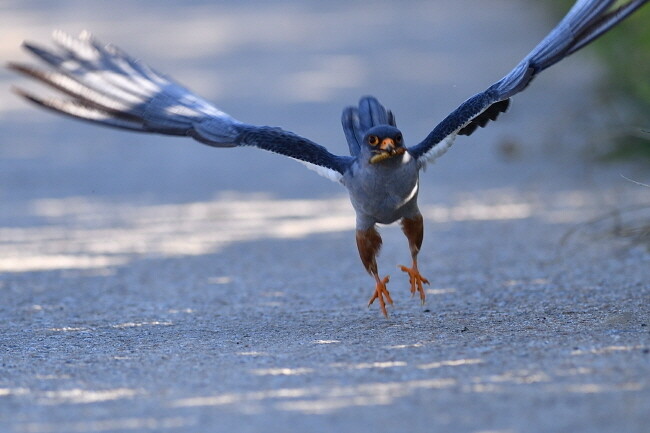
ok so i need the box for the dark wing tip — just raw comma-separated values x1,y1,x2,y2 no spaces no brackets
6,61,25,73
458,98,510,136
10,86,59,112
6,61,48,83
10,85,37,102
22,40,39,51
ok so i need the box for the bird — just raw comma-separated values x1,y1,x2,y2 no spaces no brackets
8,0,648,316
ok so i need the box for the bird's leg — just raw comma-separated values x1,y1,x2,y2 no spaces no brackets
399,214,429,304
356,226,392,317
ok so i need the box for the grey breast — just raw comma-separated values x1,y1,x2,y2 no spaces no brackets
343,152,420,227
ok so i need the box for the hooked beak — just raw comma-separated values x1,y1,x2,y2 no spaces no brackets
369,138,405,164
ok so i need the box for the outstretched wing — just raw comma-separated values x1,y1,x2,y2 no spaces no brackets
409,0,648,167
9,31,352,182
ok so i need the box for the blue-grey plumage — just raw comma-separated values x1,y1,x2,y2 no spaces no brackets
342,123,420,230
339,116,428,314
8,0,649,316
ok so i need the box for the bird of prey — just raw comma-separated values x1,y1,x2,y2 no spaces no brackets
9,0,648,316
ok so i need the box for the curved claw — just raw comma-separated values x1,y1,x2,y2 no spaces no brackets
368,275,393,317
399,265,429,304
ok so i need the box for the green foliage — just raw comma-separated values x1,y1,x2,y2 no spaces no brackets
601,132,650,160
548,1,650,109
593,2,650,112
595,3,650,159
549,1,650,160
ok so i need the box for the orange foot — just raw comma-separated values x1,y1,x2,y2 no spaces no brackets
368,275,393,317
399,265,429,304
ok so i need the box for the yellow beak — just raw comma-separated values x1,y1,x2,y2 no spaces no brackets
369,138,405,164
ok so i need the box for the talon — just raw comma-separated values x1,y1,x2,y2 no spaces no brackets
368,275,392,317
399,265,429,304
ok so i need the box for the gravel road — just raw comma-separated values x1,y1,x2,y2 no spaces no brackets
1,1,649,432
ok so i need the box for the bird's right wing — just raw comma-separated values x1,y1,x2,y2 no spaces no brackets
408,0,648,167
9,31,351,182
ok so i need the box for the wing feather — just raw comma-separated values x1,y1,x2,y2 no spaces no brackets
409,0,649,167
9,31,351,182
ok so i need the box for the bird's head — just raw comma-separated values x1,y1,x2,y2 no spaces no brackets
363,125,406,164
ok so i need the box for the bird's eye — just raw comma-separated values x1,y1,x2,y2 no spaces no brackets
368,135,379,146
395,133,402,143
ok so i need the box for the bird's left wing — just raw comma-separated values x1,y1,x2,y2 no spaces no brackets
409,0,648,167
8,31,351,182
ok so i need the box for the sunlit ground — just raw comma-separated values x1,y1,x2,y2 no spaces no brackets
1,188,647,273
3,343,648,424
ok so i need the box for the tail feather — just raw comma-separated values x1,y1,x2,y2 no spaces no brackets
341,96,396,156
358,96,395,131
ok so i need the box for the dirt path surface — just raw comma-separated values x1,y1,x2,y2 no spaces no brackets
1,1,649,432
